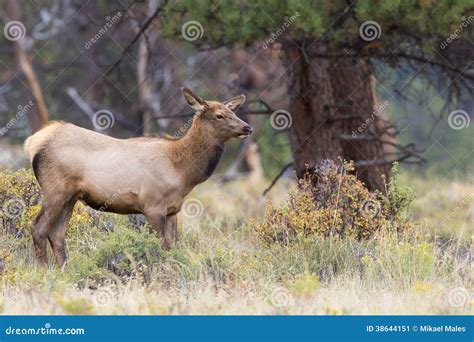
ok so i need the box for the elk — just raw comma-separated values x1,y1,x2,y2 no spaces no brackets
24,88,252,267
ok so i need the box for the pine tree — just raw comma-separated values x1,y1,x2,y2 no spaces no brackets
161,0,473,190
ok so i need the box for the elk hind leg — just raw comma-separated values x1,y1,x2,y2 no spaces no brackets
31,207,49,265
48,198,76,268
32,198,63,265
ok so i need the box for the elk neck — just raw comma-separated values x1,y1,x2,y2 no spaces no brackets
168,117,224,187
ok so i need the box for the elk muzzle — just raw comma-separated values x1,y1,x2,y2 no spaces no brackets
237,124,253,138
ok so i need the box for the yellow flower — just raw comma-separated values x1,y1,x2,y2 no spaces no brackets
413,280,432,293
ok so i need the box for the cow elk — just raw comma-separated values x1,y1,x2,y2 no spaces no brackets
24,88,252,267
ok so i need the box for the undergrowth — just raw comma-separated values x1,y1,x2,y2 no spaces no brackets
255,160,415,244
0,164,471,314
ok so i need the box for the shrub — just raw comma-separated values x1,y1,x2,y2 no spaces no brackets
55,295,94,315
291,273,319,298
255,160,411,244
69,225,163,282
0,168,41,236
376,162,415,224
0,168,41,269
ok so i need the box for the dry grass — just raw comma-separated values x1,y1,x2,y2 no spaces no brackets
0,172,472,315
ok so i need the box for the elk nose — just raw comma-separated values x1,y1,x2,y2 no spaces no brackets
243,125,253,135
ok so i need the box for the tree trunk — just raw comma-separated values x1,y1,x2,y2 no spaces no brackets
137,37,153,136
284,41,389,191
4,0,49,132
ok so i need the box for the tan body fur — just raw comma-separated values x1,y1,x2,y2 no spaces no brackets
25,88,251,266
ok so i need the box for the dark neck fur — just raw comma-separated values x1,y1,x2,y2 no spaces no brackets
169,119,224,186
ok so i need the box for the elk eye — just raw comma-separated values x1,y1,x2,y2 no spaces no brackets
216,114,224,120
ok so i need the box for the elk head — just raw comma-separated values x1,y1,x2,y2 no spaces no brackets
181,87,253,141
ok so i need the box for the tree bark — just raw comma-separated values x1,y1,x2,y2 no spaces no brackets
284,41,390,191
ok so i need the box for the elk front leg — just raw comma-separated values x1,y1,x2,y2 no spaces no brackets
165,214,178,246
144,209,176,250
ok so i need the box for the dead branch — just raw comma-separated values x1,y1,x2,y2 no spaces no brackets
263,162,294,196
105,0,168,75
66,87,95,118
309,50,474,82
246,99,273,112
353,153,423,167
66,87,140,132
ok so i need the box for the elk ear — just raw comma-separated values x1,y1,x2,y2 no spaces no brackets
181,87,205,111
224,94,246,111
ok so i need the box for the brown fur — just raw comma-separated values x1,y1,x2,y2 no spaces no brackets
24,88,251,267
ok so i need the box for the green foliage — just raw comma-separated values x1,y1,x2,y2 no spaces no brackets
95,227,161,276
377,163,415,223
55,296,94,315
162,0,472,49
290,273,319,298
69,226,163,282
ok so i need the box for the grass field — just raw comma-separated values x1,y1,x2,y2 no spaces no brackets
0,169,472,315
